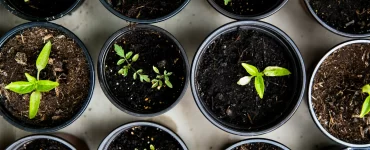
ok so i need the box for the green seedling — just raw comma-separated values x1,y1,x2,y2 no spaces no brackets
237,63,291,99
5,41,59,119
151,66,173,90
114,44,150,82
150,144,155,150
224,0,231,5
360,84,370,118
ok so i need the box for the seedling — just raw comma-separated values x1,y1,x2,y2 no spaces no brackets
150,144,155,150
5,41,59,119
237,63,291,99
360,84,370,118
224,0,231,5
151,66,173,90
114,44,150,82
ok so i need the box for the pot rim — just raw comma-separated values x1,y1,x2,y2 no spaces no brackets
225,138,290,150
308,39,370,147
0,22,95,132
97,24,189,117
5,134,76,150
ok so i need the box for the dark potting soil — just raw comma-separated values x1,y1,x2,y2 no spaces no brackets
0,27,90,127
106,0,185,20
108,126,183,150
6,0,77,18
232,143,282,150
310,0,370,34
18,138,71,150
196,29,295,129
104,28,186,114
213,0,284,16
312,43,370,144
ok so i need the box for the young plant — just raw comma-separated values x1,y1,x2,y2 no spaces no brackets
224,0,231,5
237,63,291,99
114,44,150,82
360,84,370,118
5,41,59,119
151,66,173,90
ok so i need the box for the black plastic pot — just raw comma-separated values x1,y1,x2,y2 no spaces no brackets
6,134,76,150
304,0,370,38
98,121,188,150
308,40,370,148
191,21,306,136
207,0,288,20
225,138,289,150
0,22,95,132
98,24,189,117
99,0,190,24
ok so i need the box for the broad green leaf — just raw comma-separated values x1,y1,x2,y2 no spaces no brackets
5,81,35,94
224,0,231,5
29,91,41,119
237,76,253,85
165,80,173,88
263,66,291,76
132,54,139,62
126,51,133,59
36,41,52,71
36,80,59,92
133,73,137,80
241,63,259,76
118,69,124,74
153,66,160,74
363,84,370,94
114,44,125,57
150,145,155,150
117,59,125,65
25,73,36,83
140,75,150,82
254,75,265,99
152,81,158,88
360,96,370,118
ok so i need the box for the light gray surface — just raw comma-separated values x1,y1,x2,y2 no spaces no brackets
0,0,350,149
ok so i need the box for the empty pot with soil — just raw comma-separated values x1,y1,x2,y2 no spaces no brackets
98,121,188,150
0,0,83,21
98,24,189,117
225,138,289,150
0,22,95,132
100,0,190,23
309,40,370,147
191,21,306,136
305,0,370,37
207,0,288,20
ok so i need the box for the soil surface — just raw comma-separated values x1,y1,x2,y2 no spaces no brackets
232,143,282,150
106,0,185,20
18,138,71,150
6,0,77,18
310,0,370,34
104,28,186,114
108,126,183,150
0,27,90,127
196,28,295,130
312,43,370,144
213,0,284,16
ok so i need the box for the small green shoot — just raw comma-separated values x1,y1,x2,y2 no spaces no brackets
5,41,59,119
224,0,231,5
360,84,370,118
237,63,291,99
151,66,173,90
114,44,150,82
150,144,155,150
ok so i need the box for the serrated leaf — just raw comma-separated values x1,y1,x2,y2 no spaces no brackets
360,96,370,118
29,91,41,119
36,41,52,72
224,0,231,5
152,81,158,88
150,145,155,150
153,66,160,74
36,80,59,92
140,75,150,82
133,73,137,80
165,80,173,88
114,44,125,57
132,54,139,62
237,76,253,85
241,63,259,76
363,84,370,94
255,75,265,99
126,51,133,59
5,81,35,94
263,66,291,76
25,73,36,83
117,59,125,65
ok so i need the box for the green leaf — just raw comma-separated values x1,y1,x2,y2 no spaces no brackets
118,69,124,74
123,67,129,77
166,72,173,76
36,80,59,92
126,51,133,59
165,80,173,88
237,76,253,86
363,84,370,94
29,91,41,119
263,66,291,76
254,75,265,99
136,69,143,73
153,66,160,74
114,44,125,57
150,145,155,150
241,63,259,76
117,59,125,65
133,73,137,80
152,81,158,88
25,73,36,83
140,75,150,82
36,41,52,72
224,0,231,5
164,70,167,75
5,81,35,94
360,96,370,118
132,54,139,62
158,80,163,87
164,76,169,81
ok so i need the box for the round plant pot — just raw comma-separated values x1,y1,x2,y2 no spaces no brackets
207,0,288,20
98,121,188,150
304,0,370,38
99,0,190,24
191,21,306,136
98,24,189,117
225,138,289,150
6,134,78,150
0,22,95,132
0,0,83,21
309,40,370,147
